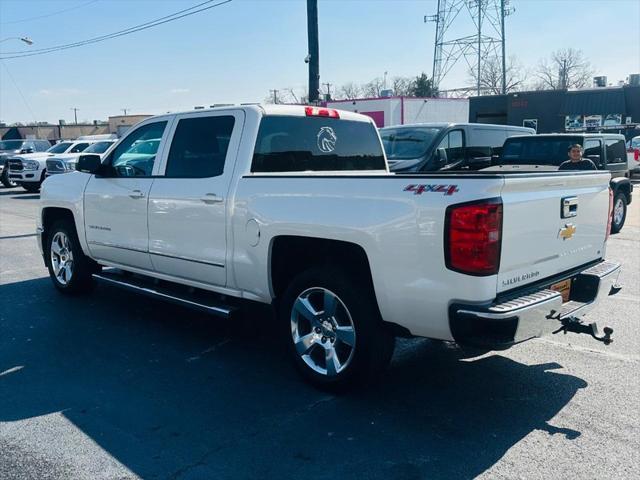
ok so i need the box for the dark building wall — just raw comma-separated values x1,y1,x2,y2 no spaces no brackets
624,85,640,122
470,86,640,137
468,94,507,124
506,90,565,133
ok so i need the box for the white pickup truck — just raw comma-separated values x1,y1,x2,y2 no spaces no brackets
37,105,621,389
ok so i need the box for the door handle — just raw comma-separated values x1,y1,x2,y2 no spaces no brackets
129,189,145,199
201,193,223,204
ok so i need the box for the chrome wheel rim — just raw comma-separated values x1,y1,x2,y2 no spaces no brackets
613,198,624,225
50,231,74,285
290,287,356,377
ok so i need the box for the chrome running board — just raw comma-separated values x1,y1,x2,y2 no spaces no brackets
93,270,236,319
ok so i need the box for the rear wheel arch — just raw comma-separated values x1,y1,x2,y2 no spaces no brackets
269,236,377,303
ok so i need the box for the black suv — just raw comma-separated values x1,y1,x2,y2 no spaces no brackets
500,133,633,233
0,139,51,187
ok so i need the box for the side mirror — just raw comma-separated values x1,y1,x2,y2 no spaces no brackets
434,148,448,169
77,154,102,174
20,148,34,154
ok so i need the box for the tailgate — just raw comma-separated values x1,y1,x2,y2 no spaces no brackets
498,172,610,293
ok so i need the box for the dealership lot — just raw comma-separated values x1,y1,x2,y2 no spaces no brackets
1,185,638,479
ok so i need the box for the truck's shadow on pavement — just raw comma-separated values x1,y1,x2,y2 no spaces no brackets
0,277,586,480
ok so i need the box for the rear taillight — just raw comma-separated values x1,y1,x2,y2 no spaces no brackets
305,106,340,118
634,149,639,162
606,187,613,241
445,199,503,276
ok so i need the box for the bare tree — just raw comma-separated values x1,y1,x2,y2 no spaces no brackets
467,55,527,95
362,77,384,97
392,76,414,96
338,82,362,100
535,48,594,90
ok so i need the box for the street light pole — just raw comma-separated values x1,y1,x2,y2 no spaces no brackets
71,108,79,125
0,37,34,45
307,0,320,104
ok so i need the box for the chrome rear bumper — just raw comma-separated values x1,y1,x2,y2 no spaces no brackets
450,260,621,348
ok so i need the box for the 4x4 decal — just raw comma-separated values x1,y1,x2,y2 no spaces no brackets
404,184,459,196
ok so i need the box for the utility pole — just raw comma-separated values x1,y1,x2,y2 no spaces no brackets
322,82,332,101
307,0,320,104
269,89,279,104
121,108,129,116
501,0,506,94
477,0,482,96
71,107,79,125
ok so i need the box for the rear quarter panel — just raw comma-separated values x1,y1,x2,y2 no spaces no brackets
231,174,505,340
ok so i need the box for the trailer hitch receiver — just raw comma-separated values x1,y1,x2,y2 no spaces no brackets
552,316,613,345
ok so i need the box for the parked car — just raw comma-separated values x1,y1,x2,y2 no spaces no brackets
37,105,620,389
0,139,51,187
627,135,640,174
380,123,535,173
46,140,117,176
494,133,633,234
7,140,96,192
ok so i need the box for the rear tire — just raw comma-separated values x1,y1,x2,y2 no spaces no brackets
280,266,395,391
610,192,627,234
45,219,98,294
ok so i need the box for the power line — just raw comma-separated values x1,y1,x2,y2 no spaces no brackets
0,0,233,60
0,61,40,130
0,0,99,25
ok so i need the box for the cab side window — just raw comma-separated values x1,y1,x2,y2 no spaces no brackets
583,139,602,167
605,139,626,164
165,116,235,178
69,143,90,153
436,130,464,164
109,121,167,177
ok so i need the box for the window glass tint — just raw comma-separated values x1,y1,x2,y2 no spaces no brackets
110,121,167,177
501,137,582,166
37,141,51,151
69,143,89,153
435,130,464,164
166,115,235,178
83,141,114,154
0,140,24,150
583,140,602,163
252,116,386,172
380,127,442,160
605,139,626,164
47,142,73,154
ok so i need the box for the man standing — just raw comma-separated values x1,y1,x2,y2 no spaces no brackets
559,144,597,170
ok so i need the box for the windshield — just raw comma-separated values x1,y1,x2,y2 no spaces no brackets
0,140,25,150
501,137,582,166
47,142,73,154
379,127,442,160
84,141,114,154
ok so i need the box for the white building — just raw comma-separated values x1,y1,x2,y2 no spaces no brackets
325,96,469,128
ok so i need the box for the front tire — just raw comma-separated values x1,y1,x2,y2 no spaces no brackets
280,266,395,391
1,166,17,188
22,182,41,193
46,220,97,294
611,192,627,234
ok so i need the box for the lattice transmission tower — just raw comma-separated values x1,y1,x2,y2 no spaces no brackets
425,0,513,96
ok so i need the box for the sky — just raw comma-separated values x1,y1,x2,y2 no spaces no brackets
0,0,639,124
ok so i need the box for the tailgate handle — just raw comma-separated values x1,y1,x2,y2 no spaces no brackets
562,196,578,218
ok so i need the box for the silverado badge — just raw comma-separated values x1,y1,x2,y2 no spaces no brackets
559,223,576,241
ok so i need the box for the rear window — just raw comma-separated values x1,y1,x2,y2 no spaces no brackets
251,116,386,172
501,137,582,166
47,142,73,154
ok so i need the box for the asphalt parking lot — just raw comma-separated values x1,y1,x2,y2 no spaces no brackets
1,183,639,480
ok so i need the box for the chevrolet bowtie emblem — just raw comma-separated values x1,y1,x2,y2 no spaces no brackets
559,223,576,240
